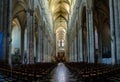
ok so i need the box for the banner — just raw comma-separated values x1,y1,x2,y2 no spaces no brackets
0,32,3,58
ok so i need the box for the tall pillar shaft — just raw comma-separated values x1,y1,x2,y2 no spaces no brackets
37,26,41,62
109,0,120,64
74,37,77,62
26,9,35,64
114,0,120,64
29,14,35,64
70,46,72,62
98,33,102,63
26,12,30,64
87,9,94,63
8,0,12,65
73,40,75,62
46,38,48,62
79,27,83,62
72,43,74,62
109,0,116,64
43,36,47,62
47,42,50,62
0,0,12,64
76,35,79,62
40,29,43,62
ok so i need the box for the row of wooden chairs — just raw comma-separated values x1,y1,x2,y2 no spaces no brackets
65,62,120,81
106,72,120,81
0,62,57,81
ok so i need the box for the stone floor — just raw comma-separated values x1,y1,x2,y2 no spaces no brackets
47,63,81,82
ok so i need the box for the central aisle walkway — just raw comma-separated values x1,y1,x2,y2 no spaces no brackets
46,63,81,82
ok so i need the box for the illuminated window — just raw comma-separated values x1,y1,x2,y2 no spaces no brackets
61,40,64,47
58,40,64,47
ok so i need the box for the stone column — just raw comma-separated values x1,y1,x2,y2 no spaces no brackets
76,35,79,62
8,0,12,65
114,0,120,64
21,28,25,64
37,26,41,62
70,46,71,62
109,0,120,64
110,0,117,64
48,42,50,62
118,0,120,64
98,33,102,63
26,11,30,64
34,35,36,62
77,33,79,62
74,37,77,62
0,0,12,64
49,42,52,62
49,43,51,62
40,28,43,62
71,43,72,62
26,8,35,64
30,11,35,64
47,40,50,62
86,10,89,63
45,37,47,62
46,38,48,62
49,42,51,62
68,43,70,62
79,26,83,62
73,40,74,62
77,31,80,62
73,40,75,62
72,42,73,62
69,45,72,62
43,36,45,62
43,36,47,62
87,8,95,63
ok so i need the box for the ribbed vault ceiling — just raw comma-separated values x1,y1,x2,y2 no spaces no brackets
48,0,73,41
48,0,72,20
48,0,73,29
